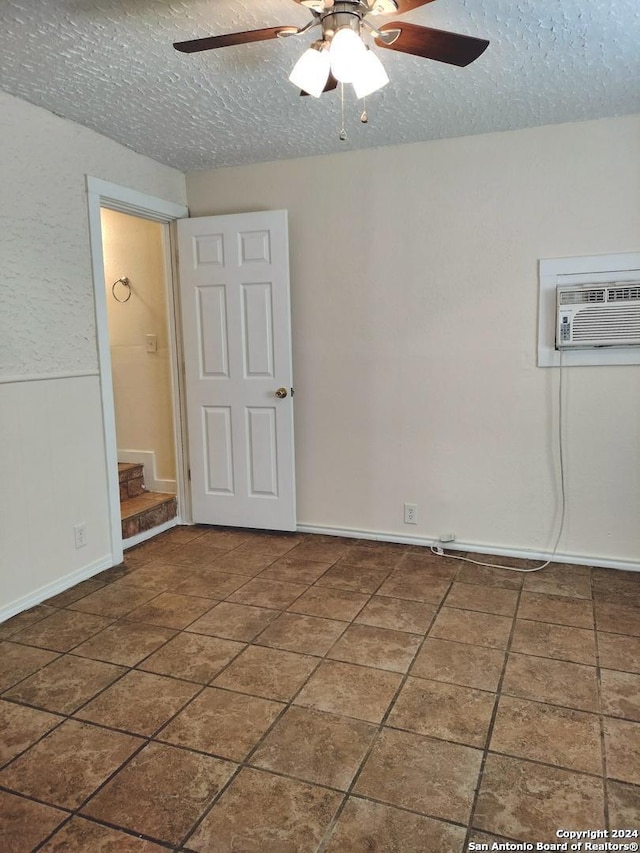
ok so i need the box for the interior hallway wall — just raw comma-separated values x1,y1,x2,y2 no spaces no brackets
186,114,640,566
0,91,186,616
101,209,176,487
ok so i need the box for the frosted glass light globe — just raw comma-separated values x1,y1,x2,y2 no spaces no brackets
330,27,366,83
352,49,389,98
289,46,331,97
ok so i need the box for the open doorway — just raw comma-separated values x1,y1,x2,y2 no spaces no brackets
100,209,178,543
86,176,189,566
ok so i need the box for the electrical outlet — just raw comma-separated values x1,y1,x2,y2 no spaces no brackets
404,503,418,524
74,522,87,549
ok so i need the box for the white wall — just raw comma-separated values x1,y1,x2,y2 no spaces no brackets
186,115,640,567
101,209,176,485
0,91,186,617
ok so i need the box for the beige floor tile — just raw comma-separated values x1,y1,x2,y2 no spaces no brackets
67,584,159,618
396,551,460,580
12,610,113,653
354,728,482,823
194,528,252,550
355,595,436,634
0,606,59,640
75,670,200,736
0,700,62,766
490,695,602,775
607,780,640,828
3,654,125,714
456,563,523,590
315,563,390,594
502,653,599,712
72,621,177,667
116,561,190,591
430,607,513,650
255,612,347,656
444,582,518,616
0,790,66,853
259,556,332,585
212,645,317,701
474,753,605,842
376,573,450,605
285,539,354,563
210,550,279,577
251,706,376,790
328,623,422,673
411,637,505,691
0,642,60,691
40,816,168,851
601,669,640,721
187,602,279,641
288,586,369,621
186,767,341,853
229,534,302,558
138,632,245,683
518,591,594,628
596,603,640,638
522,563,592,599
47,580,106,608
511,618,597,665
126,593,214,630
174,569,249,599
163,541,229,569
598,632,640,674
158,687,284,761
82,742,235,846
605,717,640,784
0,720,142,809
338,546,405,572
388,676,496,747
324,796,466,853
227,578,308,610
294,660,402,723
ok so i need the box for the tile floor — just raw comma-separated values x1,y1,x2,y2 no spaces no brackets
1,527,639,851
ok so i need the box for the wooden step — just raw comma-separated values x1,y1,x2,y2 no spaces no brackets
121,492,177,540
118,462,145,499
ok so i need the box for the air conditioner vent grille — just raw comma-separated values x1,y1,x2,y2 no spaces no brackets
559,289,605,305
608,286,640,302
573,306,640,341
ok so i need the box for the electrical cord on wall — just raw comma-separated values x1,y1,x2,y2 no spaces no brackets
431,350,567,574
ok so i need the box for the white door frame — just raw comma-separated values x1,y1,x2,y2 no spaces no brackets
86,177,189,565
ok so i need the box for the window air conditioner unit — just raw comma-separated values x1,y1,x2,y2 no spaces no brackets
556,282,640,349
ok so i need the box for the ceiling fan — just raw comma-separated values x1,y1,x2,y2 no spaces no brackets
174,0,489,100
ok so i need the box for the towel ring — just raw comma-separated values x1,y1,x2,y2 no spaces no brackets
112,277,132,303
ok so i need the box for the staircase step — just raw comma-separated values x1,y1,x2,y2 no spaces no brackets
121,492,177,540
118,462,145,499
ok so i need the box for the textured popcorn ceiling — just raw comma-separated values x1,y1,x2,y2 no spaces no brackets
1,0,639,171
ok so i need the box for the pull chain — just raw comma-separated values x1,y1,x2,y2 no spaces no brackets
339,83,346,141
360,94,368,123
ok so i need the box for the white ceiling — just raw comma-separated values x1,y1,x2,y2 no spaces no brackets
1,0,639,172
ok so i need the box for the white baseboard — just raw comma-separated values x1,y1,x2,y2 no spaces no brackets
0,555,115,624
118,449,177,494
123,516,180,550
296,523,640,573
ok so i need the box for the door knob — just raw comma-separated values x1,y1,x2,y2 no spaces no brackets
275,387,288,399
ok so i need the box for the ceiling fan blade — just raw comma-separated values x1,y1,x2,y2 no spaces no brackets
375,22,489,66
300,73,338,96
174,26,300,53
393,0,438,13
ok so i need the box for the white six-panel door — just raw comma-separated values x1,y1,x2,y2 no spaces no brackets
177,211,296,530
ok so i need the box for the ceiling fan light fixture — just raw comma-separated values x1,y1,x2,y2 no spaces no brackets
352,48,389,98
289,43,331,97
329,26,367,83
